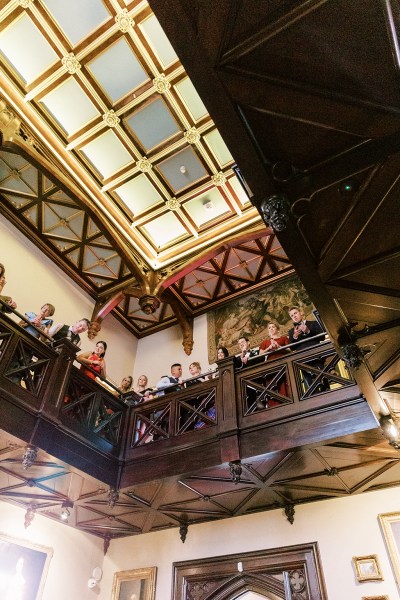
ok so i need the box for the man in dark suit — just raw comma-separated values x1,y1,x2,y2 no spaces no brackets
234,336,259,369
49,318,90,347
288,306,327,392
288,307,324,350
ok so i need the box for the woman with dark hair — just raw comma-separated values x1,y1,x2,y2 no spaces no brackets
216,346,229,360
78,341,107,379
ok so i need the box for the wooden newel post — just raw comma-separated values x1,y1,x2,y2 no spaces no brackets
216,356,241,464
41,339,79,418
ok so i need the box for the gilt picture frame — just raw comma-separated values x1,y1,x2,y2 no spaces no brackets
111,566,156,600
353,555,383,582
379,511,400,587
0,531,53,600
362,596,389,600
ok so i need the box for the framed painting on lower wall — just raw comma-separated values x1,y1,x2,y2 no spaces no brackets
379,511,400,587
0,532,53,600
111,566,157,600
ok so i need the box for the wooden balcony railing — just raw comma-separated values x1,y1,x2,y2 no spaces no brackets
0,310,378,488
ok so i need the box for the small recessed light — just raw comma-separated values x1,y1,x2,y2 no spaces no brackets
179,165,187,174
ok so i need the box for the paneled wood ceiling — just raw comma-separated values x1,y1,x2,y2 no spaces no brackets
0,427,398,543
0,0,295,337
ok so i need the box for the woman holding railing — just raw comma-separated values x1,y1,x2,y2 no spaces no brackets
77,341,107,380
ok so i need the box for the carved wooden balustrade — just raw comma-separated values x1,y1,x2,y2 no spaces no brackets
0,311,378,489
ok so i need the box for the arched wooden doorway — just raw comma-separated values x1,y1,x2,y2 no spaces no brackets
172,543,327,600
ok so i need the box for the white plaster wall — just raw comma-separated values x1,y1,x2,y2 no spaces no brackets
0,501,103,600
99,486,400,600
0,217,137,386
133,313,211,388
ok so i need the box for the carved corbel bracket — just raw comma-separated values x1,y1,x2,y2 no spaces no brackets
340,342,365,370
283,502,295,524
179,521,188,543
163,290,194,355
89,292,125,339
260,194,291,232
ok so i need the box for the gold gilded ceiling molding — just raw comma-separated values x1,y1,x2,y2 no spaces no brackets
102,110,120,128
0,98,148,289
158,223,271,292
1,81,158,265
17,0,34,8
115,9,135,33
156,216,264,267
0,100,21,142
165,197,180,210
212,171,227,186
152,74,171,94
184,127,201,144
137,157,152,172
61,53,81,75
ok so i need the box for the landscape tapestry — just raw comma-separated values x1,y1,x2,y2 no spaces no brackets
207,275,314,363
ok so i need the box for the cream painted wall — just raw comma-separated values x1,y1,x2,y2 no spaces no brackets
0,501,103,600
133,313,211,389
99,486,400,600
0,217,137,386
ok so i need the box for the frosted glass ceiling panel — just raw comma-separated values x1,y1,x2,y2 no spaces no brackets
157,147,207,192
0,14,58,83
175,77,208,121
87,39,148,103
203,129,233,167
115,174,162,215
184,188,230,226
81,130,132,178
140,15,178,68
41,78,99,135
142,212,187,247
42,0,109,46
230,175,251,206
126,98,180,151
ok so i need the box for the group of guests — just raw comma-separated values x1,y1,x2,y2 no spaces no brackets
233,306,325,368
1,261,326,402
120,306,325,403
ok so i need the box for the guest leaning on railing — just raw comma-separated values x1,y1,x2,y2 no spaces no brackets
0,262,17,312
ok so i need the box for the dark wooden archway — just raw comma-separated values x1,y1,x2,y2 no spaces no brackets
172,543,327,600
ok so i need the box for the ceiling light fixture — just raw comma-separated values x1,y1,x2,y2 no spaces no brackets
60,501,73,521
379,401,400,449
203,200,215,211
60,507,70,521
179,165,187,174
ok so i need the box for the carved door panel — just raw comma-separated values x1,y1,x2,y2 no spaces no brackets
173,543,328,600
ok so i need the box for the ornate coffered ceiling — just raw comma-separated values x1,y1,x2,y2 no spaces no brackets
0,0,282,341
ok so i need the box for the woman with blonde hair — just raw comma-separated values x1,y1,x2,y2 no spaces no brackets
135,374,149,394
259,322,289,360
185,361,207,387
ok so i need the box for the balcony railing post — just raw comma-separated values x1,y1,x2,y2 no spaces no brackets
40,339,79,418
216,355,240,463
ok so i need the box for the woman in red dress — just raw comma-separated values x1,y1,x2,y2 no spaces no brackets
259,322,289,360
258,322,290,404
78,341,107,379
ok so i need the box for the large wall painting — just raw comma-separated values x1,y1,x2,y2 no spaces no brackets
207,275,314,362
0,532,52,600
